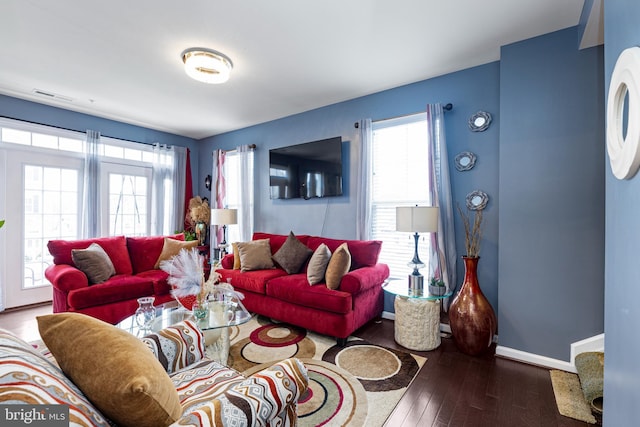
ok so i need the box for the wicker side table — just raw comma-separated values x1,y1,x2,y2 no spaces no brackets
384,279,453,351
394,296,441,351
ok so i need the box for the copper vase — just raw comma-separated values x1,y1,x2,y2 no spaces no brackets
449,256,497,356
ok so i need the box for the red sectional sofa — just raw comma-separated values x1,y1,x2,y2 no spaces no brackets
45,234,185,324
217,232,390,344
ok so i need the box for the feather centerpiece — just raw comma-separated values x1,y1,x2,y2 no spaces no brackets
160,248,204,300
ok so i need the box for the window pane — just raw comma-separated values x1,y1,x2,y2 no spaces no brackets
2,128,30,145
24,164,79,288
32,133,58,149
108,172,148,236
59,137,83,152
371,115,433,280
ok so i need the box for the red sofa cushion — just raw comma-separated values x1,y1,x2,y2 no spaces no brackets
135,270,171,296
67,275,154,310
265,274,352,314
127,234,185,274
306,237,382,270
252,232,310,254
217,268,288,295
48,236,133,275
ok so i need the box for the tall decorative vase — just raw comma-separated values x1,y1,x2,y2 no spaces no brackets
449,256,497,356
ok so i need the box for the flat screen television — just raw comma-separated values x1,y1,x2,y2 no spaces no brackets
269,136,343,200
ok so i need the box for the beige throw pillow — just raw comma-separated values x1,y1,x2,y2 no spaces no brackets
237,239,275,272
232,242,241,270
272,231,313,274
37,313,183,427
71,242,116,284
325,242,351,290
154,238,198,268
307,243,332,285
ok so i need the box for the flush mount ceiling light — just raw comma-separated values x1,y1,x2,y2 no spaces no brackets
181,47,233,84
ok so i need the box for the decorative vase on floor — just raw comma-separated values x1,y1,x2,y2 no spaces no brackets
449,256,497,356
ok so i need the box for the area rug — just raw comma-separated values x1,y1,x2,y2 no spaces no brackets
221,316,426,427
550,370,597,424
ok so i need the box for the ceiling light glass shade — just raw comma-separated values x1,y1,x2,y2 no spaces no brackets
181,48,233,84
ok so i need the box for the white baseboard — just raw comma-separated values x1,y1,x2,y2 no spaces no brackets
495,346,577,373
570,333,604,365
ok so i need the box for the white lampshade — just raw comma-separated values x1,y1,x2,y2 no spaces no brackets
211,208,238,225
181,47,233,84
396,206,438,233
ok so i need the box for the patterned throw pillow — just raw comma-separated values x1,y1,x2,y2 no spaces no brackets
141,320,205,374
0,329,110,427
307,243,332,285
325,242,351,290
71,242,116,284
272,231,313,274
174,358,308,426
37,313,183,427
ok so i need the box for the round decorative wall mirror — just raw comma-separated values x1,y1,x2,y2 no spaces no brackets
465,190,489,211
468,111,492,132
607,46,640,180
454,151,477,171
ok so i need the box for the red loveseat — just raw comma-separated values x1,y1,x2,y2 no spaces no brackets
45,234,187,324
217,232,390,344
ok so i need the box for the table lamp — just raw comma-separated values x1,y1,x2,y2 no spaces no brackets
396,206,439,290
211,208,238,258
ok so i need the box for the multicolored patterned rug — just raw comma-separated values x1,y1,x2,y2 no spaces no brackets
222,317,426,427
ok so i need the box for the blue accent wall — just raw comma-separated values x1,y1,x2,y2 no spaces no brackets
498,27,605,361
0,94,199,179
603,0,640,424
198,63,502,316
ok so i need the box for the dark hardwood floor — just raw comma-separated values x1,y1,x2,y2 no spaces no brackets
0,304,591,427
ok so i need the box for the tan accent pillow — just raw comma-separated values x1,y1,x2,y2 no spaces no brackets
325,242,351,290
154,238,198,268
232,242,241,270
71,242,116,284
237,239,274,272
307,243,332,285
37,313,183,427
272,231,313,274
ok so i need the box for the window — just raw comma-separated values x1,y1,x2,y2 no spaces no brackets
370,114,433,279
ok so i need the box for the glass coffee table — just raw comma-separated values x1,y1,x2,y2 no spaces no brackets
383,278,453,351
118,295,252,365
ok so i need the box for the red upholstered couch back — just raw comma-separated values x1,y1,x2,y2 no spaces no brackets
220,232,382,271
47,234,185,275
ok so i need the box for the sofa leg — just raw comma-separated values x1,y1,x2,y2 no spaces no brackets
336,337,347,347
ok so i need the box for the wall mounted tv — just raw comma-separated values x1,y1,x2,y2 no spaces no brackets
269,136,343,200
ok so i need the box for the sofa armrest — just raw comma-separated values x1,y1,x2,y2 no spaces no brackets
45,264,89,293
174,358,308,427
340,263,390,295
220,253,234,269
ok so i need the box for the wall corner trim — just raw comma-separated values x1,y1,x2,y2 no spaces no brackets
496,346,576,373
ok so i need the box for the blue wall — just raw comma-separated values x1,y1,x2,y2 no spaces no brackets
0,95,199,179
198,63,502,315
498,27,605,361
603,0,640,424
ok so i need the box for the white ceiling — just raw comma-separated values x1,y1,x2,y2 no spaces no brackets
0,0,598,140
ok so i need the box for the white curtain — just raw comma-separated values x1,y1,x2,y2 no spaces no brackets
236,145,255,242
356,119,373,240
81,130,101,238
150,143,172,236
426,103,457,309
172,145,188,234
211,149,226,259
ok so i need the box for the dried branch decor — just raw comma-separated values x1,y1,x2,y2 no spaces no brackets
457,204,483,258
188,196,210,226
